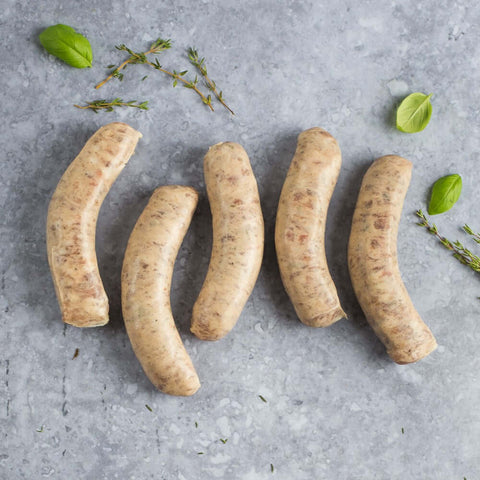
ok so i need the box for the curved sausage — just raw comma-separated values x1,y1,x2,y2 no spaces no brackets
275,127,346,327
47,122,142,328
121,185,200,396
348,155,437,364
191,142,264,341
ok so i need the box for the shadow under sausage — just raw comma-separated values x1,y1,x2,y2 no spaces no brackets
256,130,299,325
325,156,389,361
167,146,209,336
7,121,93,328
171,187,212,336
98,189,152,332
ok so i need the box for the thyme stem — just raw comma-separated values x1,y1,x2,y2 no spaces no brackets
188,47,234,114
416,210,480,273
95,38,172,89
95,57,132,89
74,98,149,113
145,60,214,111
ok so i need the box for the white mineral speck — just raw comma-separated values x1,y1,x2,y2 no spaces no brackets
350,402,362,412
387,79,409,97
169,424,181,435
216,416,231,437
126,384,137,395
219,398,230,408
358,16,384,32
210,453,231,464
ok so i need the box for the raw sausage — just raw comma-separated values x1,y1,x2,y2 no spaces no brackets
121,186,200,395
348,155,437,364
191,142,264,341
275,127,346,327
47,122,142,327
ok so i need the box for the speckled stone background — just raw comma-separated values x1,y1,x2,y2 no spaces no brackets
1,0,479,478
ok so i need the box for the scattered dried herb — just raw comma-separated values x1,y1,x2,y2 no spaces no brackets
74,98,148,113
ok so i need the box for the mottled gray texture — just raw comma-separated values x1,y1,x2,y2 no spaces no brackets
1,0,479,478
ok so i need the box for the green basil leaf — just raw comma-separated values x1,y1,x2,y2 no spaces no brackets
428,174,462,215
396,92,433,133
39,24,92,68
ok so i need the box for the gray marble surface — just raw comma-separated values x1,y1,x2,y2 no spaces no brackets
1,0,479,478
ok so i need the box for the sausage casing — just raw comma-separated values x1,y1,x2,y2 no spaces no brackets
348,155,437,364
275,127,346,327
121,186,200,395
191,142,264,341
47,122,142,327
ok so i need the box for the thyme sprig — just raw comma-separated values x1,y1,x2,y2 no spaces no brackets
416,210,480,273
74,98,148,113
147,57,213,111
95,38,172,89
95,38,214,111
188,47,234,114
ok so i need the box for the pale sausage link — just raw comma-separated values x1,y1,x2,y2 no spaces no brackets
121,185,200,396
348,155,437,364
191,142,264,341
275,127,346,327
47,122,142,327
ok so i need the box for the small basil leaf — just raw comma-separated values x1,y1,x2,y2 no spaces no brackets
39,24,92,68
428,174,462,215
396,92,433,133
